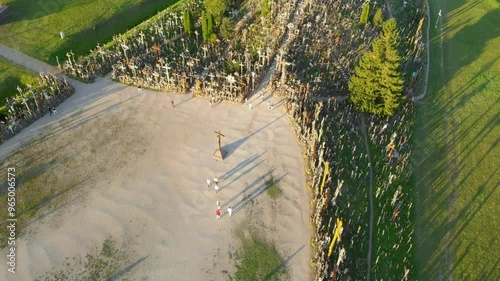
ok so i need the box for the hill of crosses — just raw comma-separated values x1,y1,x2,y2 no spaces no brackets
58,0,424,280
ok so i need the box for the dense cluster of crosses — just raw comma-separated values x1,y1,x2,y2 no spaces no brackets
0,74,73,142
61,0,301,103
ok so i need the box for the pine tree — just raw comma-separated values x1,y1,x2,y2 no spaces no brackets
207,12,214,36
360,3,370,25
348,19,404,116
201,11,209,41
220,17,235,40
373,8,384,28
183,8,194,35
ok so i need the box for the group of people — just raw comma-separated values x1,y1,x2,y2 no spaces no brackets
245,94,274,111
207,176,232,219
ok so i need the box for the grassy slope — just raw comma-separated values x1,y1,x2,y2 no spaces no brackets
413,0,500,280
0,57,38,114
0,0,180,65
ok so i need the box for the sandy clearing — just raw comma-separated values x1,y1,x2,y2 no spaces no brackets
1,76,312,280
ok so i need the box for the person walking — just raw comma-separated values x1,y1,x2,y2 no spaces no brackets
248,103,253,110
227,207,233,217
206,179,211,188
216,208,221,219
170,99,175,108
214,184,220,194
267,101,271,110
213,176,219,184
138,85,142,92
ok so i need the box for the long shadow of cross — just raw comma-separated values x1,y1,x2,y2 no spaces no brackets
228,172,287,215
222,113,286,158
221,168,276,209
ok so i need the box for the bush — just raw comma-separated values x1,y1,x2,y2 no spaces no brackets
373,8,384,28
219,17,235,40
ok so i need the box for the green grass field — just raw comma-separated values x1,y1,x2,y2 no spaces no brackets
413,0,500,280
0,57,38,116
0,0,180,65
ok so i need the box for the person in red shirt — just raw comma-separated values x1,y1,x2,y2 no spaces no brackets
216,208,221,219
170,99,174,108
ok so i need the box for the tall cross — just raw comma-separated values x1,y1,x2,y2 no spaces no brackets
152,42,161,63
214,130,225,151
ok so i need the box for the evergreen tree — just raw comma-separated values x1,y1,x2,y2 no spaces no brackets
219,17,235,40
373,8,384,28
360,3,370,25
348,19,404,116
201,11,209,41
207,12,214,36
183,8,194,35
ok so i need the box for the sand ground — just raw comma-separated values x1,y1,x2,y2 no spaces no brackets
0,75,312,280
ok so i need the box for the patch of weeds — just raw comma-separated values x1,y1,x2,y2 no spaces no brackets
265,174,282,200
234,233,287,281
36,236,126,281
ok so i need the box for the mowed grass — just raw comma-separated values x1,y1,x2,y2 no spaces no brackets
0,0,181,65
0,57,38,116
413,0,500,280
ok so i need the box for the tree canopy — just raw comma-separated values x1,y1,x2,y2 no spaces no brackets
205,0,230,18
348,19,404,116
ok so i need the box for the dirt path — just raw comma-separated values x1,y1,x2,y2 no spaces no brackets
0,44,118,162
360,114,374,281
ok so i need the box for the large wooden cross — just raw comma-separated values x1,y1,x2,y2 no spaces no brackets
152,42,161,63
214,130,225,151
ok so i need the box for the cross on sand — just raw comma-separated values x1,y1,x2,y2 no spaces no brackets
211,130,225,160
215,130,225,151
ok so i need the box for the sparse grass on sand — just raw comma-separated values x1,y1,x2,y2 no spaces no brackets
0,57,38,115
35,237,127,281
234,232,286,281
265,174,282,200
0,113,146,249
0,0,181,65
413,0,500,280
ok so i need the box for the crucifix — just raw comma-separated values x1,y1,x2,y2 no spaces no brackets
152,42,161,63
212,130,225,160
163,63,171,83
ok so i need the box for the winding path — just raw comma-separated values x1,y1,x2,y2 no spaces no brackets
0,44,113,161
